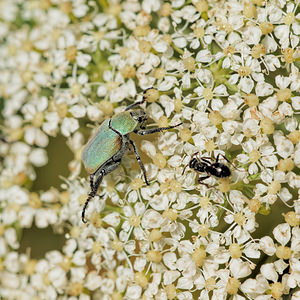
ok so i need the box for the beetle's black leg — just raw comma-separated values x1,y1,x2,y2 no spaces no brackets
134,123,182,135
82,170,105,223
129,139,149,185
125,89,150,111
198,175,211,187
140,121,146,130
82,159,123,223
125,99,146,111
90,174,95,190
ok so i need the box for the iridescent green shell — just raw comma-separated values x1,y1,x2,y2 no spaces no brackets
81,119,122,174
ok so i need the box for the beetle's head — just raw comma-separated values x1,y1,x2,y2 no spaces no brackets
130,109,147,124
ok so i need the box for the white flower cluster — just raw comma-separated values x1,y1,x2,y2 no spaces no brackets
0,0,299,299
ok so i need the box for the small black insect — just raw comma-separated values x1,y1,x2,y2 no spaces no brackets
182,153,232,187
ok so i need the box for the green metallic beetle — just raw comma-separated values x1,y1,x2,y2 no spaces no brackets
81,91,182,223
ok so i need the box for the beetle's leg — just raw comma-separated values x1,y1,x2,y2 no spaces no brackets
139,120,146,130
90,173,95,190
198,175,211,187
82,159,122,223
82,170,105,223
125,89,149,111
134,122,182,135
129,139,149,185
125,99,146,111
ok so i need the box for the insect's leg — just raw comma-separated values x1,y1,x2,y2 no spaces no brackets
200,156,214,160
82,169,105,223
125,89,150,111
182,152,200,175
201,157,213,164
191,152,199,158
89,173,94,190
129,139,149,185
215,153,222,163
182,162,190,175
216,153,240,170
134,123,182,135
139,120,146,130
82,157,123,223
198,175,211,187
125,99,145,111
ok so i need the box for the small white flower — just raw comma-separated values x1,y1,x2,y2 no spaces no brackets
125,285,142,299
255,82,274,96
242,119,260,136
261,263,278,282
259,236,276,256
274,134,294,158
61,117,79,137
242,26,262,45
24,127,49,147
35,209,58,228
48,266,67,289
4,228,19,249
273,223,291,246
76,52,92,68
103,212,120,227
230,259,252,278
29,148,48,167
85,271,102,290
73,250,86,266
4,252,20,273
141,209,163,229
291,96,300,110
157,76,178,91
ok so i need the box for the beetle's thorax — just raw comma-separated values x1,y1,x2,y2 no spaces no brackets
110,111,139,135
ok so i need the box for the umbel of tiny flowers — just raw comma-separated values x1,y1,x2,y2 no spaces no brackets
0,0,299,300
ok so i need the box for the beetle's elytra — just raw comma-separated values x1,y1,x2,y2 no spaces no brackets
81,91,182,223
